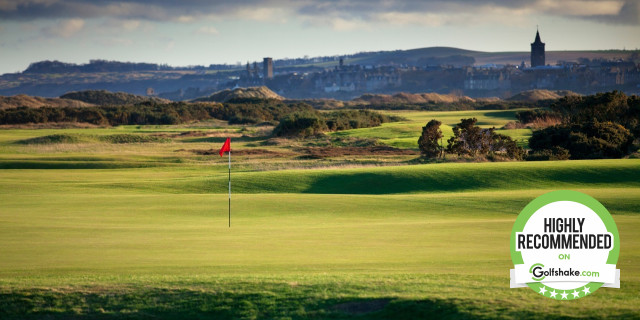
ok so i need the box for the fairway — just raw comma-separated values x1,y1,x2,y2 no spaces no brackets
2,162,640,318
330,109,532,149
1,114,639,319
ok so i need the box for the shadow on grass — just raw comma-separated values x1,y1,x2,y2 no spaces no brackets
0,161,169,169
481,110,519,119
301,165,640,194
0,288,579,320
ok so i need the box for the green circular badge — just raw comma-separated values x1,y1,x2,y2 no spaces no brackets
510,190,619,300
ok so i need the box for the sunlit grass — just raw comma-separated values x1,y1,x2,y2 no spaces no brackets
0,112,638,319
332,109,532,149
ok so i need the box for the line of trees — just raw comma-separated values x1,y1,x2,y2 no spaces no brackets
0,100,315,126
0,100,397,137
273,110,399,137
527,91,639,160
24,60,163,74
434,91,640,161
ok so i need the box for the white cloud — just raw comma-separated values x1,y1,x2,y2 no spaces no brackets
165,40,175,51
375,12,449,27
100,19,141,32
0,0,636,27
41,18,85,38
120,19,140,30
101,38,133,46
329,17,368,31
176,15,195,23
301,16,371,31
537,0,625,16
195,26,219,35
234,7,290,23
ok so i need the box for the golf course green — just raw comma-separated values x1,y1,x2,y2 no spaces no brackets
1,110,639,319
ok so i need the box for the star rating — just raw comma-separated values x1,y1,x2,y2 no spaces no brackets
539,286,592,300
538,286,548,295
533,285,593,300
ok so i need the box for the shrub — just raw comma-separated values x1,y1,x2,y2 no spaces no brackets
272,112,328,137
529,121,634,159
447,118,490,156
324,110,390,131
446,118,523,160
98,134,167,144
550,91,639,131
527,147,571,161
515,109,561,128
418,119,443,158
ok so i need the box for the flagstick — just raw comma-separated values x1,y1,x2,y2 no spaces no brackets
228,149,231,228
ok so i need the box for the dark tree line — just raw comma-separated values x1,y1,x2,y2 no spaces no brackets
528,91,640,160
60,90,166,106
24,60,162,74
0,101,315,126
273,110,398,137
529,122,633,160
0,100,396,137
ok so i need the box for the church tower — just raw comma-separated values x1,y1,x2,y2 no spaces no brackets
531,28,545,67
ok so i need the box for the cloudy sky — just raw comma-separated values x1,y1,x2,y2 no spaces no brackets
0,0,638,74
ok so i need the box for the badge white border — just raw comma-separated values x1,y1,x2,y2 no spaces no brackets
510,190,620,300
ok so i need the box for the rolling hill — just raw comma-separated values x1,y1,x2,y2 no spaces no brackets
346,47,636,67
0,94,94,109
0,47,636,100
352,92,475,105
192,86,284,102
507,89,580,102
60,90,170,105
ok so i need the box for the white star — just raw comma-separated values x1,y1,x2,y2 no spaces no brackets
538,286,547,295
572,290,580,298
582,286,591,295
561,291,569,299
549,290,558,298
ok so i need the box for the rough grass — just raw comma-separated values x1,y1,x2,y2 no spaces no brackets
15,133,169,146
97,134,170,144
17,134,83,145
2,274,639,319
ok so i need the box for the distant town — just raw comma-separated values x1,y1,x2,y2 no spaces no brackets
1,30,638,100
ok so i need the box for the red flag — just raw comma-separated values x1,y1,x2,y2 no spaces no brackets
219,138,231,157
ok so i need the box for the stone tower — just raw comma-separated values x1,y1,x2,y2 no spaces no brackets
531,28,545,67
263,57,273,80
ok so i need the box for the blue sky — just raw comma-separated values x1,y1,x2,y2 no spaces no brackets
0,0,638,74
